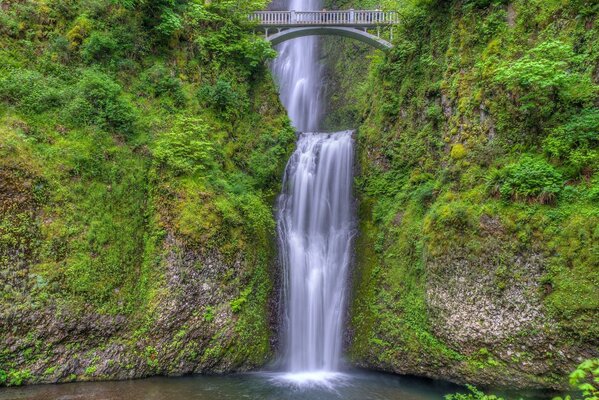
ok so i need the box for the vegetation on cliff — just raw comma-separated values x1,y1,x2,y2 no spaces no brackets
325,0,598,390
0,0,294,386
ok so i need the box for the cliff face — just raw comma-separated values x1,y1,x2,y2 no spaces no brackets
0,0,293,386
324,0,598,390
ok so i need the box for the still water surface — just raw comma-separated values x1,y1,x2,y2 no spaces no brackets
0,370,461,400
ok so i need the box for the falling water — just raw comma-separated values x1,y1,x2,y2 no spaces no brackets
277,132,354,378
271,0,324,131
271,0,356,383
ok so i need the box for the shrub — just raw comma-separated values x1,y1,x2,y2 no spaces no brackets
0,69,65,113
197,79,247,120
494,41,595,106
66,15,92,48
493,40,597,137
81,31,119,63
567,359,599,399
412,180,437,207
488,156,563,203
141,64,186,107
203,306,214,322
552,359,599,400
231,287,251,313
65,70,136,134
156,7,183,36
247,130,295,188
543,110,599,177
6,369,32,386
426,201,475,232
153,116,216,175
588,177,599,202
231,37,277,72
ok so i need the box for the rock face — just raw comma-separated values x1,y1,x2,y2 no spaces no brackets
330,0,599,391
0,192,278,385
349,199,598,390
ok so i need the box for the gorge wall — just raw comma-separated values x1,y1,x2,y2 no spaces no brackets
0,0,294,386
323,0,598,390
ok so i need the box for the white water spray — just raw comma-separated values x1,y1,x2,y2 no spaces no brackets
271,0,355,385
277,132,354,377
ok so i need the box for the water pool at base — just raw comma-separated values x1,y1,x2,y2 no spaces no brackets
0,370,462,400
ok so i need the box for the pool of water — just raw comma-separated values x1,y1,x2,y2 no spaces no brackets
0,370,462,400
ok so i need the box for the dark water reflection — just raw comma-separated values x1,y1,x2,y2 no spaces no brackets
0,370,462,400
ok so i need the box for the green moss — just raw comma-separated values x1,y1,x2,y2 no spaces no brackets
6,369,32,386
337,0,598,389
0,0,292,385
451,144,467,160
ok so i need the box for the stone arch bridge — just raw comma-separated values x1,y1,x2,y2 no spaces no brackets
249,9,399,51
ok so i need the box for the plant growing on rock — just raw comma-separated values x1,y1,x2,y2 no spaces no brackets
486,156,563,204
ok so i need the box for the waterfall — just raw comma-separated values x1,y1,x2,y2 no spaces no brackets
271,0,356,382
271,0,324,131
277,132,354,376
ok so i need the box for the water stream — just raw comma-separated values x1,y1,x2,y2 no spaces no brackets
271,0,356,385
276,131,354,381
271,0,324,132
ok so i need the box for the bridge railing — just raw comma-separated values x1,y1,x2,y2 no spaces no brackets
249,10,399,26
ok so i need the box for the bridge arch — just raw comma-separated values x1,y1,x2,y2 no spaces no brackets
266,27,392,50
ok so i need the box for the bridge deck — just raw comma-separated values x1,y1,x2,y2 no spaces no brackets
249,10,399,28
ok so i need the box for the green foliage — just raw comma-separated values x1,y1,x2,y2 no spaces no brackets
553,359,599,400
156,7,183,36
143,346,159,369
247,132,297,189
492,40,597,139
0,69,64,114
342,0,598,388
450,144,467,160
4,370,32,386
198,79,247,120
543,110,599,177
203,306,214,322
487,157,563,203
84,365,97,375
81,31,119,63
67,15,93,48
445,385,504,400
463,0,508,10
426,201,475,231
153,116,215,175
567,359,599,400
231,287,251,313
66,70,136,135
494,41,595,104
141,63,186,107
0,0,292,382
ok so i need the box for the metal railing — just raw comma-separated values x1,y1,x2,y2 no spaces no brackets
249,10,399,27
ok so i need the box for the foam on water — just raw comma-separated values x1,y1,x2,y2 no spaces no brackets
266,371,351,390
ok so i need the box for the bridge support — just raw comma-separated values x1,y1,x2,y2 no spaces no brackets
265,26,393,50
